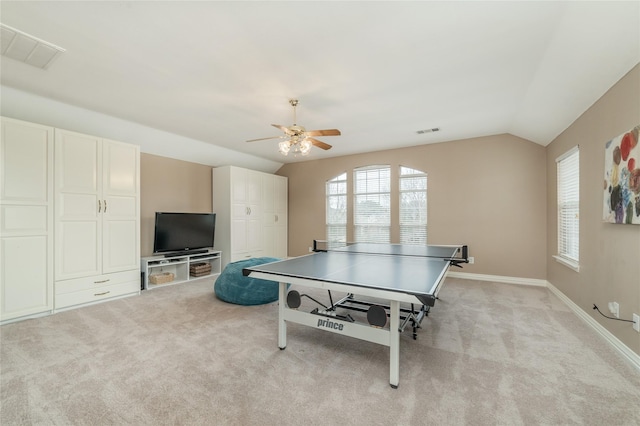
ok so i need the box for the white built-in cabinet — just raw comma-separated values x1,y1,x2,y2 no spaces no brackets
0,117,54,323
54,129,140,310
140,250,221,290
213,166,287,268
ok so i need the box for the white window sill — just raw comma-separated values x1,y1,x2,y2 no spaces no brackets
553,255,580,272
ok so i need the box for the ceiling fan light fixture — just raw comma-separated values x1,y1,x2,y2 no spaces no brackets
299,139,312,155
278,141,291,156
248,99,339,157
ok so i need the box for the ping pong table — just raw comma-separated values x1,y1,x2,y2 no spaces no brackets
242,241,468,388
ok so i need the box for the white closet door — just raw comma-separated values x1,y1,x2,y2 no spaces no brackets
54,129,101,280
102,139,139,273
0,118,54,321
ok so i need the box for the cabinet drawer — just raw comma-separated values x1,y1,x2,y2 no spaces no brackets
230,251,264,263
55,269,139,294
55,280,139,310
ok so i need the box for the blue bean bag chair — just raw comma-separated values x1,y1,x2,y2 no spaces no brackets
214,257,282,305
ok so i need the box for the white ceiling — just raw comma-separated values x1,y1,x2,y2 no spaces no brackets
1,1,639,167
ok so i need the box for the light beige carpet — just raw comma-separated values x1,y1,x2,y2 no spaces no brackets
1,277,639,425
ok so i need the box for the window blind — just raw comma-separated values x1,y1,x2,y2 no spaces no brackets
557,147,579,263
354,165,390,243
326,173,347,248
399,166,427,244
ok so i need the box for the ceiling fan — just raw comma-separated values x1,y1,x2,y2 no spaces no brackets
247,99,341,156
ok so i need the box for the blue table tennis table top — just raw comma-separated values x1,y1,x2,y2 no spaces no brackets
243,243,460,299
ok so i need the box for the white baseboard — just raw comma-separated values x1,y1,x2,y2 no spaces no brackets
447,271,640,372
447,271,547,287
546,281,640,372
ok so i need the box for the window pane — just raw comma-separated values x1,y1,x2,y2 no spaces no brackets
400,226,427,245
355,226,390,243
400,192,426,224
354,194,390,224
327,195,347,224
557,147,579,262
326,173,347,249
399,166,427,245
327,225,347,247
400,176,427,191
354,166,390,243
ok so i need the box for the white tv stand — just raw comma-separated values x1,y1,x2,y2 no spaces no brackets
141,250,222,290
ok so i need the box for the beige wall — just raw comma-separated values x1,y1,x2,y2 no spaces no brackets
140,153,213,256
546,64,640,354
277,134,547,280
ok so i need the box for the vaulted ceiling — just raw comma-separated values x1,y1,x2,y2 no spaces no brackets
1,1,638,167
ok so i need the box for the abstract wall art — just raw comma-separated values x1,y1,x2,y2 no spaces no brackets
603,125,640,224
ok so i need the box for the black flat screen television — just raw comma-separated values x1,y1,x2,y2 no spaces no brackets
153,212,216,256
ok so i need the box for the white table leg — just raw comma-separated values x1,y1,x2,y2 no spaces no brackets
389,300,400,388
278,282,287,349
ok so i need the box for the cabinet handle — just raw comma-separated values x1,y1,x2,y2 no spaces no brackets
94,279,110,284
275,214,278,222
104,200,107,212
94,291,110,296
98,200,102,213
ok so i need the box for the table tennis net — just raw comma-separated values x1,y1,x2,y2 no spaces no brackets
312,240,468,263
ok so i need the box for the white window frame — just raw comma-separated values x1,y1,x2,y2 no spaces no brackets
399,166,427,245
554,146,580,271
353,165,390,243
326,172,347,249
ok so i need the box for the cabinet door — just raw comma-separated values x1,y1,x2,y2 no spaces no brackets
262,173,275,226
102,140,139,273
231,218,248,253
0,118,54,321
54,129,102,280
274,176,288,225
245,170,263,252
274,176,288,258
246,212,262,253
245,170,262,217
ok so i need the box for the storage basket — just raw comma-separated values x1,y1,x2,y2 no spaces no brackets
149,272,175,285
190,262,212,277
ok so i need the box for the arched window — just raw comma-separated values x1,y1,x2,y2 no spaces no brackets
325,165,428,246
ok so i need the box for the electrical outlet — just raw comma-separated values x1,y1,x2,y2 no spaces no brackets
468,256,475,264
633,314,640,333
608,302,620,318
309,246,313,253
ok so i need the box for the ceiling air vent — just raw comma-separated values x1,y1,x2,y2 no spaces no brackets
0,23,65,69
416,128,440,135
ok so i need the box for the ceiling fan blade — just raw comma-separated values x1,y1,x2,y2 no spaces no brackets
308,137,332,150
271,124,293,135
305,129,341,137
246,136,284,142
